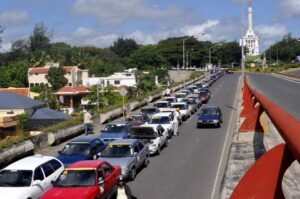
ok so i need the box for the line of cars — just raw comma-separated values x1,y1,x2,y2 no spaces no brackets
0,70,225,199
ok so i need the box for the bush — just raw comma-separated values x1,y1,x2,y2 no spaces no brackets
40,115,83,133
0,136,27,150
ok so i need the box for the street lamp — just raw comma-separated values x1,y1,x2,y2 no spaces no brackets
208,42,223,66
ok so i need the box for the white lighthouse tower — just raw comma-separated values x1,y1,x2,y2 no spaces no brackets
242,0,260,56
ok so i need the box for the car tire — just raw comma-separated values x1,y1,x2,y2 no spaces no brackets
197,124,200,128
129,167,136,181
144,156,149,168
156,145,161,155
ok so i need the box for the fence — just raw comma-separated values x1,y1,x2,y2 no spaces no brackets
230,75,300,198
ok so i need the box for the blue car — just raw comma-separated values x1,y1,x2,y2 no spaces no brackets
57,137,107,166
99,120,132,144
197,105,222,128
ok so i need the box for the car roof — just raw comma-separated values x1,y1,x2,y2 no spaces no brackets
171,102,186,105
107,120,128,125
68,160,105,169
4,155,57,170
152,112,171,117
164,96,175,99
109,139,139,145
155,101,169,103
202,105,220,109
70,137,99,143
175,93,186,95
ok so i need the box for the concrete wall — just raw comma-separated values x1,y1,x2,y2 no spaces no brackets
168,70,192,82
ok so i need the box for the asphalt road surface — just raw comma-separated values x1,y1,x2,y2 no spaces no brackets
248,73,300,120
128,73,240,199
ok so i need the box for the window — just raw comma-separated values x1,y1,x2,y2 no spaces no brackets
102,163,114,177
114,80,120,85
98,169,105,180
42,163,54,177
68,83,72,86
49,159,62,171
34,167,44,181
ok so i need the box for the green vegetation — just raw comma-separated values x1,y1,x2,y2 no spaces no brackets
41,115,83,133
0,136,28,150
47,66,68,91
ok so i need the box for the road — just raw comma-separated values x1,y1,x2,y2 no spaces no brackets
128,73,240,199
285,68,300,76
248,73,300,119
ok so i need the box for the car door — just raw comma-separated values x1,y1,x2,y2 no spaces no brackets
48,159,64,180
40,162,55,191
133,144,141,168
101,163,117,196
137,141,147,164
30,166,47,198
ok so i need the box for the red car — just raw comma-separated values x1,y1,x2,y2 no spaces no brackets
199,91,210,103
41,160,121,199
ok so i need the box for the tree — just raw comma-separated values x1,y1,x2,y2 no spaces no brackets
29,23,52,52
0,68,11,88
46,66,68,91
111,38,138,58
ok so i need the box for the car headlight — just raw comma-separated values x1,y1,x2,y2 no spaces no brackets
198,120,203,122
213,120,219,123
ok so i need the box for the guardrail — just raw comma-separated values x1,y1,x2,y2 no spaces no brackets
230,75,300,198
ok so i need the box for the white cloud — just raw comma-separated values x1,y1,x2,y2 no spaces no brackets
72,0,188,26
181,20,220,40
0,11,29,27
73,27,95,38
255,24,288,39
280,0,300,18
84,34,119,47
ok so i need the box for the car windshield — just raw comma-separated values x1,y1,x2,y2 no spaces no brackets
126,116,143,122
199,92,207,96
201,109,218,115
103,124,127,133
54,170,96,187
164,98,174,103
150,116,170,124
155,103,168,108
171,104,185,110
141,108,157,114
0,170,32,187
175,94,185,98
61,143,90,156
100,145,132,157
131,128,157,138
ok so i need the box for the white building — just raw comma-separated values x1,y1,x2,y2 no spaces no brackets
241,0,260,56
83,72,137,88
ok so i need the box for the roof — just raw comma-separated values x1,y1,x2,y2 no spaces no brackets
30,107,70,120
54,85,91,96
202,105,220,109
70,137,100,143
68,160,105,169
109,139,138,145
0,92,44,109
0,88,28,97
152,112,172,117
4,155,57,170
28,66,78,74
155,101,169,104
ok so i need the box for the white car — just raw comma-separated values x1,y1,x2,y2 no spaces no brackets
0,155,64,199
149,112,178,138
130,124,168,155
159,108,183,125
174,93,188,102
153,101,171,111
171,102,191,121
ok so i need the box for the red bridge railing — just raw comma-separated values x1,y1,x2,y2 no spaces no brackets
230,75,300,199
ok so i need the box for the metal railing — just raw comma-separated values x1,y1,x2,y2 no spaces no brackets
230,75,300,198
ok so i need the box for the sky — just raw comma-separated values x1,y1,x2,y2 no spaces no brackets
0,0,300,52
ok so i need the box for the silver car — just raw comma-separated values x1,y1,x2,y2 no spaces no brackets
98,139,149,180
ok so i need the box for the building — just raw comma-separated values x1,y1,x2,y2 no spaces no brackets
0,92,69,131
28,63,89,88
241,0,260,56
83,72,137,88
0,88,39,99
54,85,91,114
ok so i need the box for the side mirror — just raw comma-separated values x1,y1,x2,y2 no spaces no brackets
58,151,62,155
98,178,104,185
33,180,41,186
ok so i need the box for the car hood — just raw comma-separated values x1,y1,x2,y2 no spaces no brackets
99,132,127,139
57,154,90,166
198,115,220,120
99,157,133,169
42,186,98,199
0,187,30,199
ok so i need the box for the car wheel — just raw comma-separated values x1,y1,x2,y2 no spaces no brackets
129,167,136,181
197,124,200,128
144,156,149,168
156,145,161,155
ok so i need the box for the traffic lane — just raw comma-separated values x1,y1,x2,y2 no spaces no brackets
128,73,240,199
248,73,300,119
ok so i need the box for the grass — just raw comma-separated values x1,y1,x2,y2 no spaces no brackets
0,136,28,150
40,115,83,133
